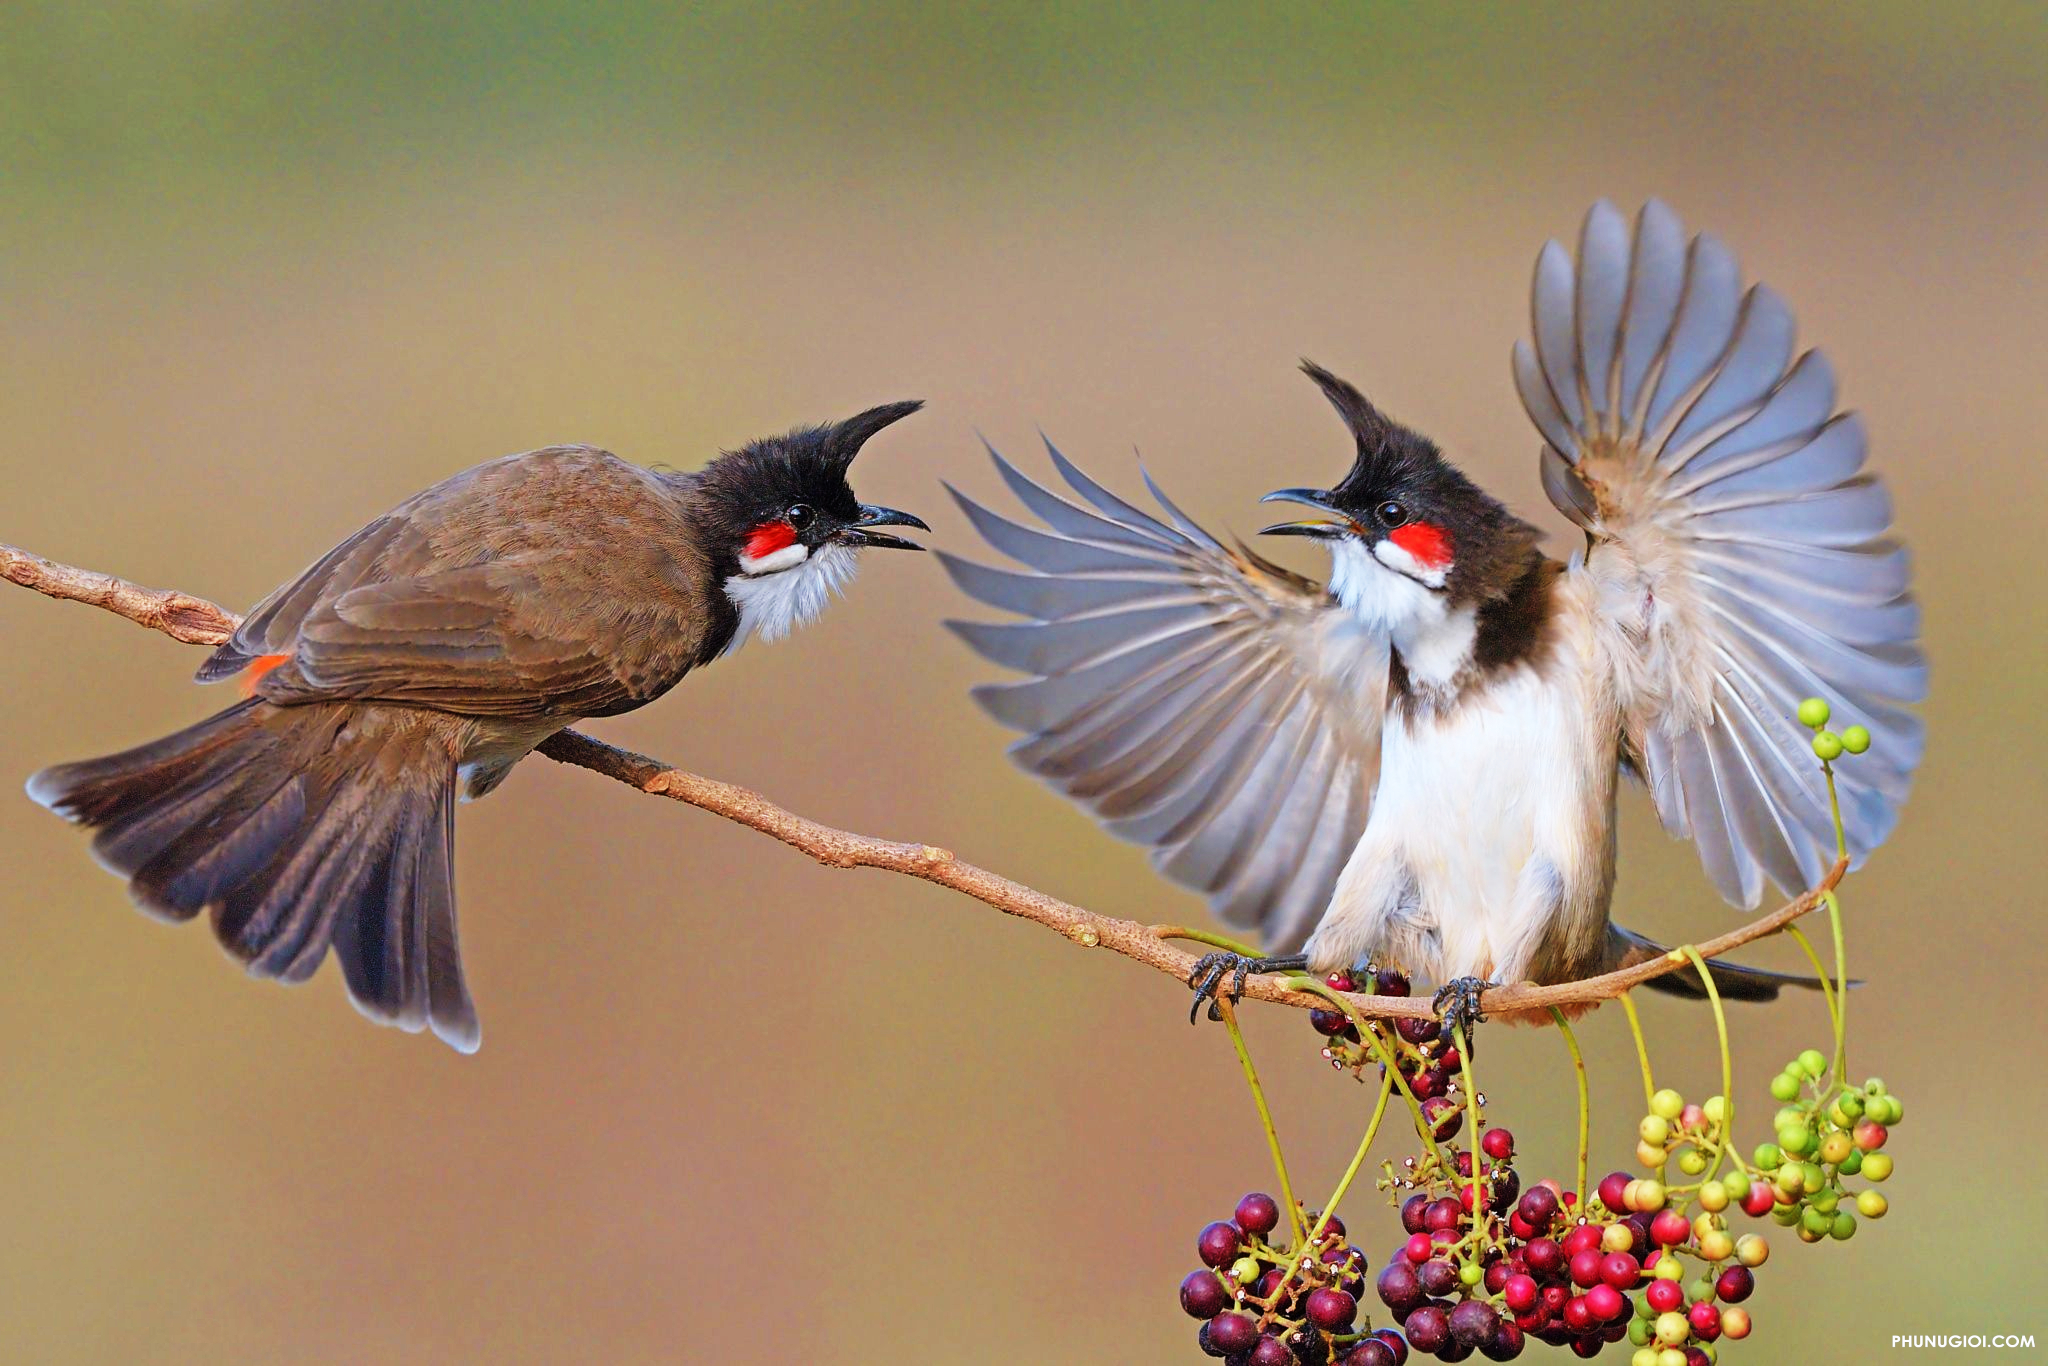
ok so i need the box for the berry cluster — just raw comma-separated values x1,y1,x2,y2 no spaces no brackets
1311,969,1470,1143
1178,1192,1410,1365
1750,1058,1899,1243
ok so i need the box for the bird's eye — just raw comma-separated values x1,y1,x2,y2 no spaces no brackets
786,503,816,530
1376,500,1409,528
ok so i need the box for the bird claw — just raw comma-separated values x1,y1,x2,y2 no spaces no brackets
1431,975,1497,1052
1186,951,1311,1024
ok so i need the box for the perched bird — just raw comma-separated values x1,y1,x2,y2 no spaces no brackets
944,201,1923,1031
29,403,929,1051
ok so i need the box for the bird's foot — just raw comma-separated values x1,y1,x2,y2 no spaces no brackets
1186,952,1311,1024
1431,976,1498,1052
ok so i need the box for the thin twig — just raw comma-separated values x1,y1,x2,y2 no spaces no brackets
2,539,1847,1020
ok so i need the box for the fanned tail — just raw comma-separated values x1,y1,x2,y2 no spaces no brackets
27,700,479,1051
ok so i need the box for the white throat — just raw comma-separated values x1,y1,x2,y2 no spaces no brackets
723,541,860,652
1326,537,1475,690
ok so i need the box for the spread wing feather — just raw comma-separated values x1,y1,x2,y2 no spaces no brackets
1516,200,1925,906
943,441,1385,949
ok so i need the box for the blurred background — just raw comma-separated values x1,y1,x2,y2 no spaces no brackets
3,4,2044,1361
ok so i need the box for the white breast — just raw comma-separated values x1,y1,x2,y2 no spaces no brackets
1310,622,1617,985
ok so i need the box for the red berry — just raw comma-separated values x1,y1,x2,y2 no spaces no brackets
1689,1301,1722,1339
1597,1172,1631,1212
1180,1269,1230,1319
1645,1279,1683,1313
1563,1224,1603,1257
1650,1210,1691,1246
1583,1284,1625,1322
1235,1193,1281,1238
1685,1350,1713,1366
1307,1286,1360,1330
1741,1183,1776,1217
1504,1273,1539,1312
1327,970,1356,992
1561,1294,1594,1332
1421,1095,1463,1139
1599,1252,1640,1289
1198,1221,1242,1267
1568,1249,1603,1288
1209,1312,1259,1354
1854,1119,1889,1151
1716,1266,1755,1304
1426,1197,1463,1231
1405,1233,1433,1263
1482,1128,1515,1161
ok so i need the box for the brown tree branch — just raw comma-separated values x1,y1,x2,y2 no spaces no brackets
3,540,1845,1019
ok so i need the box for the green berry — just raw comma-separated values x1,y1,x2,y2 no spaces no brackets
1772,1202,1802,1227
1861,1152,1894,1181
1703,1095,1729,1125
1232,1255,1261,1284
1641,1114,1672,1145
1838,1148,1863,1176
1753,1142,1784,1170
1797,1049,1828,1079
1856,1190,1888,1218
1796,697,1831,728
1840,724,1871,754
1830,1210,1858,1240
1769,1072,1801,1102
1863,1077,1887,1096
1812,731,1844,760
1837,1091,1865,1120
1778,1124,1816,1157
1801,1205,1832,1236
1875,1095,1904,1124
1630,1317,1654,1346
1678,1149,1709,1176
1651,1089,1685,1121
1723,1170,1751,1200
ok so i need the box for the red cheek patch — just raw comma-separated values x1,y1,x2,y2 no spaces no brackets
1389,521,1452,570
743,521,797,560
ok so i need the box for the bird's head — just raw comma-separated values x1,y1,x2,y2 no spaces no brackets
1260,361,1539,624
696,399,929,645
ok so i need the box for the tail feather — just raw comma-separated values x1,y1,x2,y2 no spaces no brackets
1610,924,1848,1002
28,700,480,1052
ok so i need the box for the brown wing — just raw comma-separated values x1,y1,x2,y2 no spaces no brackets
204,446,714,720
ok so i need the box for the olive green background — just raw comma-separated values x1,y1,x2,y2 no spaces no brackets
3,4,2043,1362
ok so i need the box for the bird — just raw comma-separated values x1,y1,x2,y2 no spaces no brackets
28,402,929,1052
942,200,1924,1035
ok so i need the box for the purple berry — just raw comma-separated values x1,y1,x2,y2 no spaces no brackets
1210,1311,1260,1355
1396,1015,1441,1045
1251,1337,1295,1366
1716,1265,1755,1303
1401,1193,1432,1233
1449,1298,1500,1347
1344,1343,1397,1366
1421,1095,1464,1140
1181,1269,1230,1319
1306,1286,1358,1330
1403,1304,1451,1353
1377,1261,1423,1313
1235,1192,1281,1238
1376,967,1411,997
1418,1258,1458,1297
1198,1220,1242,1268
1481,1318,1525,1361
1375,1329,1411,1366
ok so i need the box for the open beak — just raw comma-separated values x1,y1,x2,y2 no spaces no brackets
1257,488,1355,540
837,503,931,551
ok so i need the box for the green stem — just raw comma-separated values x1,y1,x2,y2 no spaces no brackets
1548,1007,1590,1205
1618,991,1664,1182
1678,946,1734,1186
1452,1025,1485,1234
1279,1071,1398,1305
1155,926,1266,957
1823,889,1849,1083
1216,997,1304,1245
1783,923,1842,1043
